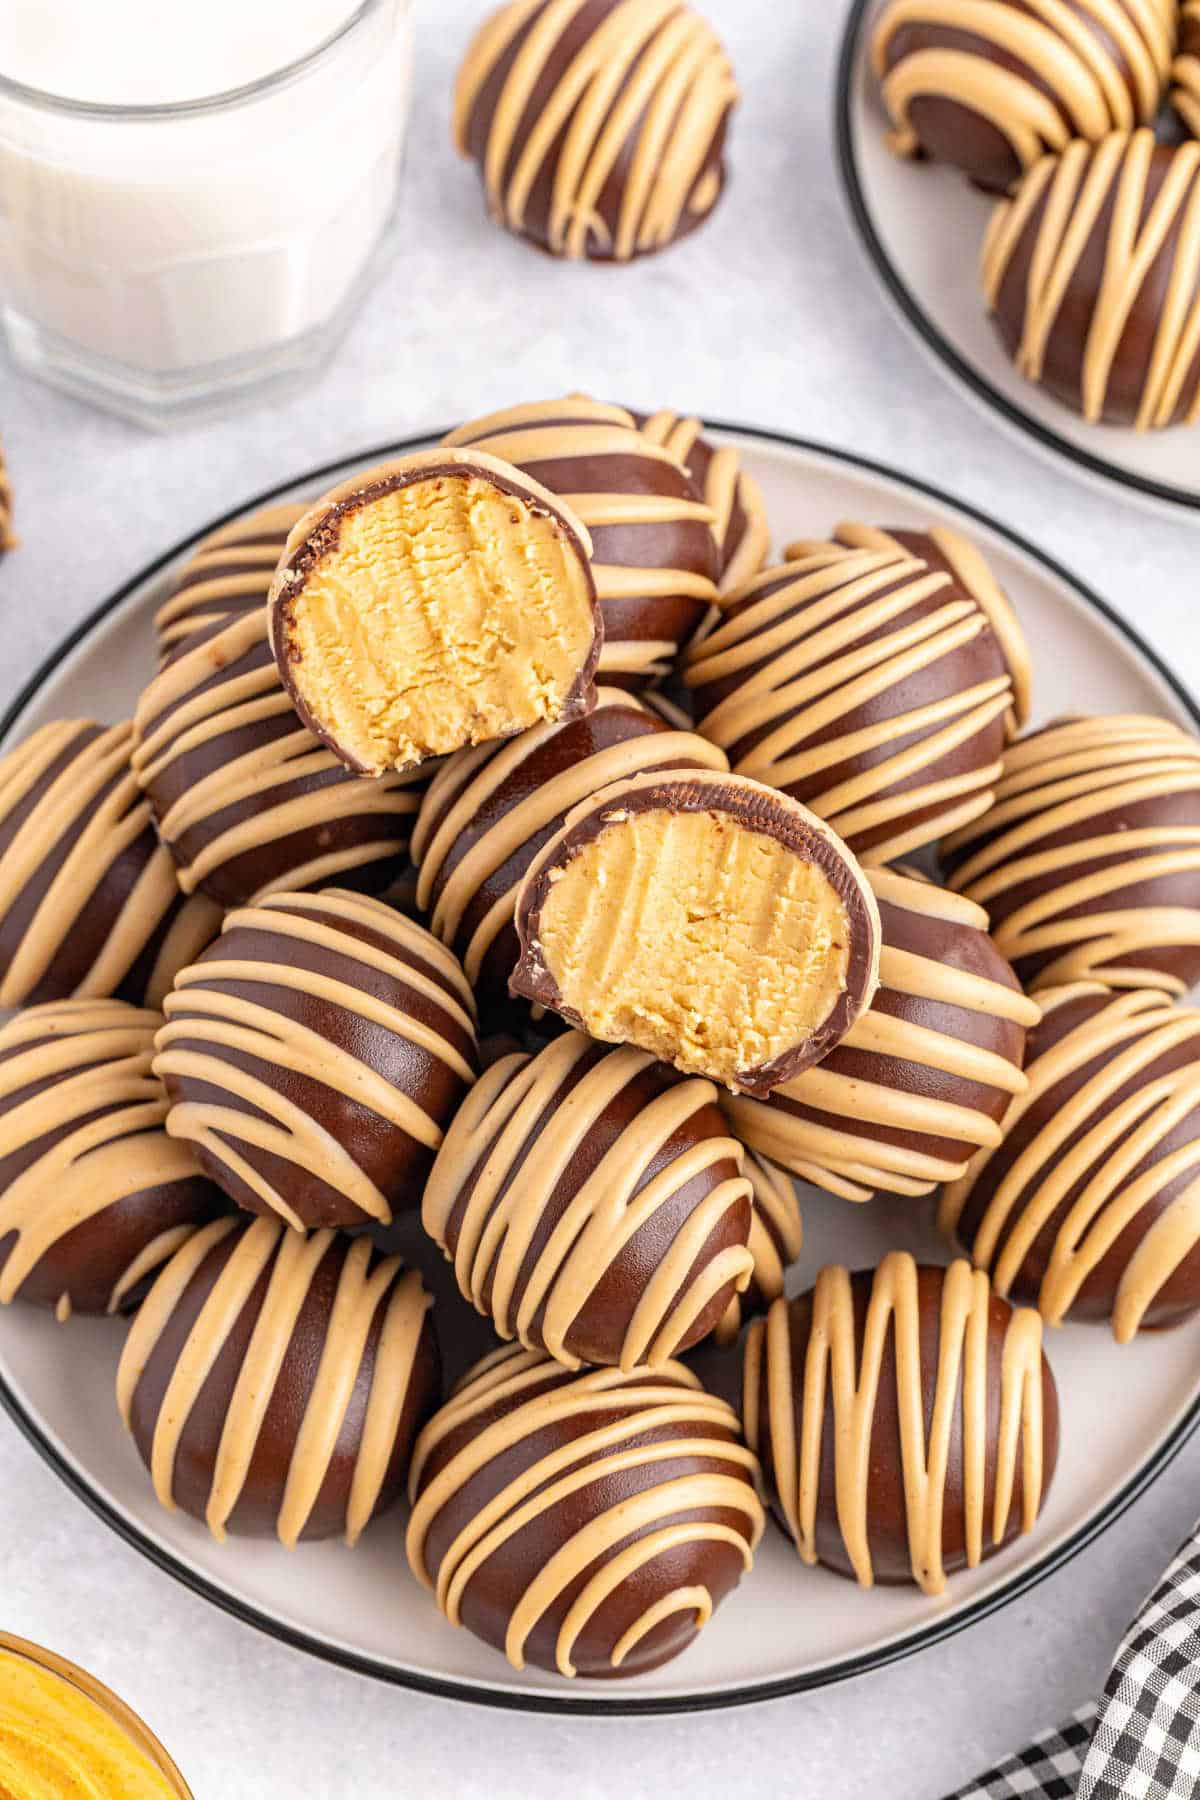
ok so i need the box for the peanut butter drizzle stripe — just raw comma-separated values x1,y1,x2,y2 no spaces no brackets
749,1254,1045,1594
982,131,1200,430
941,990,1200,1338
413,705,727,979
407,1349,761,1674
1175,3,1200,137
640,410,770,594
121,1217,429,1546
154,501,308,643
455,0,737,261
873,0,1174,174
716,1155,802,1343
425,1036,752,1369
0,721,197,1007
0,1007,202,1311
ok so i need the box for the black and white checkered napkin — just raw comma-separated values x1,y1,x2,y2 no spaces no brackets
951,1524,1200,1800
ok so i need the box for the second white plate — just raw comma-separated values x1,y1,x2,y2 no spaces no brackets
836,0,1200,518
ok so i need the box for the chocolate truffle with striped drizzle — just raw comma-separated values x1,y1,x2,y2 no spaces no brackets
943,713,1200,994
684,534,1025,865
713,1151,803,1348
872,0,1176,193
982,131,1200,429
1175,3,1200,138
0,440,14,554
636,410,770,595
511,769,882,1095
406,1343,763,1678
723,867,1040,1202
422,1031,754,1369
132,608,426,908
0,719,221,1009
153,501,308,663
0,1001,224,1321
742,1253,1058,1592
410,688,728,1013
269,449,601,778
154,889,479,1233
942,986,1200,1340
443,397,719,690
117,1214,439,1545
453,0,738,262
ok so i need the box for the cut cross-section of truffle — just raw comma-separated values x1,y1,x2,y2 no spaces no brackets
132,608,427,908
406,1344,763,1679
511,768,881,1095
154,888,479,1232
723,867,1040,1202
636,409,770,595
154,501,308,663
982,131,1200,429
943,713,1200,994
0,1000,225,1321
421,1030,754,1370
684,532,1026,865
871,0,1176,193
0,719,221,1009
443,397,720,689
941,985,1200,1340
269,449,601,777
117,1214,439,1546
410,687,728,1013
453,0,739,262
743,1253,1059,1592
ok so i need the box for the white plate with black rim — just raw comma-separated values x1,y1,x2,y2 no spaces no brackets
1,423,1199,1715
836,0,1200,519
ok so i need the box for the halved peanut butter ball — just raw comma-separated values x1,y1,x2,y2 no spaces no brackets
511,769,881,1096
269,449,602,777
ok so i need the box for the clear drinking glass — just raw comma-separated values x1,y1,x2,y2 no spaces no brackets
0,1631,193,1796
0,0,412,427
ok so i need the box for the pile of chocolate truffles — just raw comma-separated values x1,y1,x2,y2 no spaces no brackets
871,0,1200,432
7,398,1200,1687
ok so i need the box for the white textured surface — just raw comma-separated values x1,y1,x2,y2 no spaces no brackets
1,2,1199,1796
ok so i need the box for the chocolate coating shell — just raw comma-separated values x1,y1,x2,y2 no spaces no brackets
723,867,1038,1201
443,397,719,690
119,1215,439,1544
943,713,1200,995
421,1031,753,1369
0,1000,225,1319
410,689,727,1013
155,888,479,1232
942,985,1200,1338
634,409,770,595
983,132,1200,429
132,608,426,908
0,719,221,1009
454,0,738,262
743,1257,1059,1589
406,1344,763,1679
684,542,1019,865
872,0,1175,193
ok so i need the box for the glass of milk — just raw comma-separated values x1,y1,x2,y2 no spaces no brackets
0,0,412,425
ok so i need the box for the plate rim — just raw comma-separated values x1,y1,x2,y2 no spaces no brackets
3,421,1200,1716
834,0,1200,519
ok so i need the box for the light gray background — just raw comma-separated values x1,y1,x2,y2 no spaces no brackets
2,2,1199,1795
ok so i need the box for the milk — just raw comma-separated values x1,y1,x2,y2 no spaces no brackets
0,0,412,420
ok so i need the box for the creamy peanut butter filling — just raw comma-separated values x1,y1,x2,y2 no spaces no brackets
277,471,597,775
534,807,853,1088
